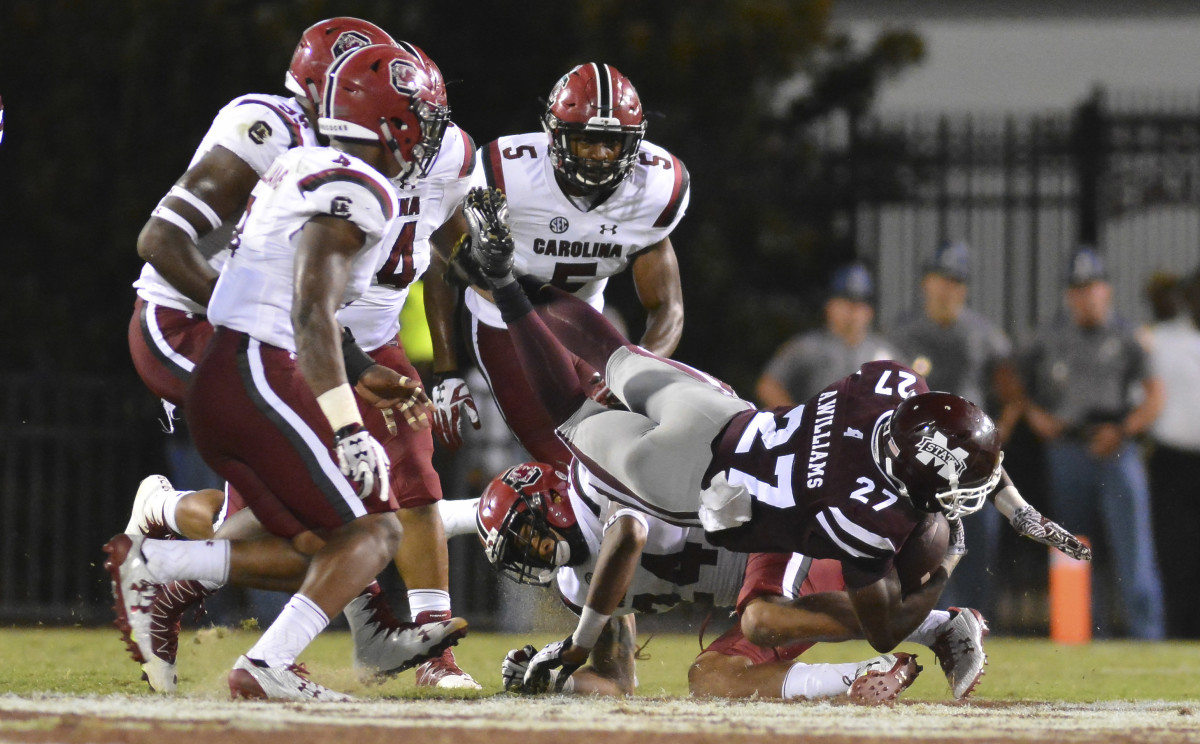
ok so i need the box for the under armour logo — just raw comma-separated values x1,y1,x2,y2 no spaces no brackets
599,224,618,235
914,432,968,483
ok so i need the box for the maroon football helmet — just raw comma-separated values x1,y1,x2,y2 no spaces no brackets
476,462,588,586
873,392,1003,519
543,63,646,194
319,45,449,184
285,17,396,115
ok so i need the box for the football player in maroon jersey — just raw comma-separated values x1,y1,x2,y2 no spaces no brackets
464,462,985,702
449,186,1090,692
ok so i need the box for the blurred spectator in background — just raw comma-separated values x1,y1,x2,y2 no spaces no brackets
756,262,897,407
888,241,1024,621
1141,271,1200,638
1019,247,1165,639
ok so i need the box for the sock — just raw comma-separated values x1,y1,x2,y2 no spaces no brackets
906,609,952,647
781,661,861,700
497,291,590,424
160,490,191,535
246,593,329,668
492,279,534,323
535,285,631,372
409,589,451,624
437,498,481,538
141,539,230,584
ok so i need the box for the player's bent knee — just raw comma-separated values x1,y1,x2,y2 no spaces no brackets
688,652,748,698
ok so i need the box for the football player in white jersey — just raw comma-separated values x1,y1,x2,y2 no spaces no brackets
105,44,465,702
422,62,689,467
122,21,479,692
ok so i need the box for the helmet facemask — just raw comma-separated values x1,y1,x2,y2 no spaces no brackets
385,97,449,185
478,490,577,586
545,117,645,194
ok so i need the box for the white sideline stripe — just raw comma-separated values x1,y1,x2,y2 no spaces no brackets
1,695,1194,738
247,338,364,517
146,302,195,373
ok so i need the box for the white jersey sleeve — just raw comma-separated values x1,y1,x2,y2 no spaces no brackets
338,124,477,351
554,459,746,616
133,94,318,314
463,132,690,329
207,146,398,351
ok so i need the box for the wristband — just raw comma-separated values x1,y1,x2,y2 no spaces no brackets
571,606,611,650
316,383,362,433
340,327,376,383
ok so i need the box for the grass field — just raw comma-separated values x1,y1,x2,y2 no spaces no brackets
3,626,1199,701
3,627,1200,744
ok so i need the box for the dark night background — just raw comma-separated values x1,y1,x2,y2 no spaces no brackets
0,0,922,396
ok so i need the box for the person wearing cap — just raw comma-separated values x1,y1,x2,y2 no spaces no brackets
887,240,1024,622
1019,247,1166,639
756,262,898,407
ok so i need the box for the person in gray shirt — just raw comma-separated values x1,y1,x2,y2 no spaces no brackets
888,241,1024,621
756,262,898,407
1020,247,1165,639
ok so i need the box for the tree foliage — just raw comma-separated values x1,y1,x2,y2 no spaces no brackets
0,0,920,394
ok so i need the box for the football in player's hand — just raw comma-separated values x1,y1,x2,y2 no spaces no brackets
895,512,950,592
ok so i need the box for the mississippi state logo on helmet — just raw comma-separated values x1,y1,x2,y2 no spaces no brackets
285,17,396,115
476,462,588,586
543,62,646,194
319,45,450,184
872,391,1003,519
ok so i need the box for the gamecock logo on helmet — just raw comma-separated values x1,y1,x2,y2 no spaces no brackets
915,432,968,482
502,463,545,491
389,59,419,93
331,31,371,59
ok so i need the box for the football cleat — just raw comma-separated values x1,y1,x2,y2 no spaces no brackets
415,647,482,690
102,533,160,674
228,655,354,701
931,607,989,700
140,579,216,693
344,585,470,678
462,187,515,281
846,652,921,704
125,475,182,539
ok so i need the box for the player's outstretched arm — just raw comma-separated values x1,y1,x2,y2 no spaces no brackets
990,469,1092,561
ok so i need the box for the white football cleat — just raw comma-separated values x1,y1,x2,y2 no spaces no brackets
846,652,921,704
931,606,989,700
228,655,354,701
102,533,160,674
125,475,182,539
416,648,482,690
345,586,470,678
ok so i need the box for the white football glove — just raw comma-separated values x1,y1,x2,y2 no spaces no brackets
334,424,389,501
1010,505,1092,561
430,375,481,450
523,636,582,694
501,644,538,692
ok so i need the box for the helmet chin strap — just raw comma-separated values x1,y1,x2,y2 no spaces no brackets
553,541,571,568
379,117,416,183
